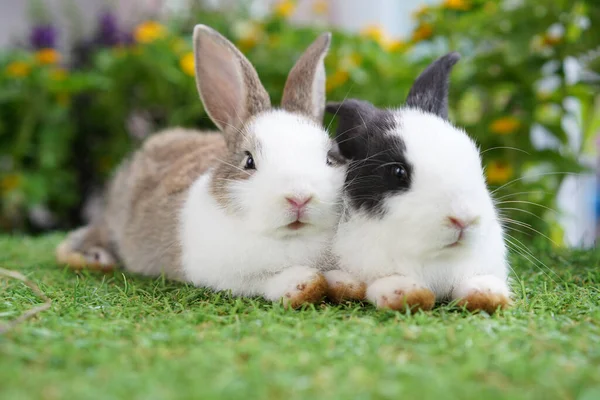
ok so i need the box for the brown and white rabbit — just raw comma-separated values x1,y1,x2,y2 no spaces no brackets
56,25,347,308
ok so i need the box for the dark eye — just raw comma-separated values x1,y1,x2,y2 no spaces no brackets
244,151,256,170
391,164,407,180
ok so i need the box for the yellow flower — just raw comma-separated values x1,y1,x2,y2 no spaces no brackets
35,48,60,65
486,161,513,185
180,52,195,77
412,5,430,19
326,69,349,93
134,21,166,44
360,25,405,52
412,23,433,42
383,39,407,53
490,117,521,135
0,174,21,193
339,52,363,70
361,25,387,45
443,0,471,11
312,0,328,15
274,0,296,18
235,22,264,52
5,61,31,78
50,68,67,81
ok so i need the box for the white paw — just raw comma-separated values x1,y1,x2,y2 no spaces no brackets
453,275,511,313
453,275,510,299
263,266,327,307
323,270,366,302
366,275,435,311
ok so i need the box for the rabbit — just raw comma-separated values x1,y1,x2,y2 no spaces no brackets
323,52,511,314
56,25,348,308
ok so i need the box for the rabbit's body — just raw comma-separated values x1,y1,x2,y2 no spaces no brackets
325,53,511,313
57,26,345,307
57,128,226,279
107,128,227,280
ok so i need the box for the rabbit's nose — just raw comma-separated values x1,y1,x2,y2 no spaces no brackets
447,216,478,230
286,196,313,209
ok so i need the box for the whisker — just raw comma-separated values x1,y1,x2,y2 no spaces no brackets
505,233,564,283
496,200,558,214
491,171,581,194
500,217,559,247
326,84,355,134
214,158,251,176
480,146,531,156
497,207,549,224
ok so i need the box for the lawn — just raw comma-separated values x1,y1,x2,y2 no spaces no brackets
1,234,599,400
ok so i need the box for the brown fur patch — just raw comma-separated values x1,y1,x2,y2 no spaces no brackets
327,280,367,303
55,237,116,272
208,128,257,210
285,273,328,309
457,291,511,314
378,288,436,312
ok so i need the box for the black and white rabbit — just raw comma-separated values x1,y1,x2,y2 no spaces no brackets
324,52,511,313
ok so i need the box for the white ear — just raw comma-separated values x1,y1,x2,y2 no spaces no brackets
281,32,331,123
193,24,270,134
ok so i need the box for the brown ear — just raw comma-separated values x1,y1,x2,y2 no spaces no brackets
281,32,331,123
193,24,271,136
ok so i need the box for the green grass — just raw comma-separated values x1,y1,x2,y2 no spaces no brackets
1,235,599,400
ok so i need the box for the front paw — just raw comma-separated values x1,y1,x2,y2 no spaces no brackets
366,276,435,311
453,275,511,314
263,266,328,309
323,270,366,303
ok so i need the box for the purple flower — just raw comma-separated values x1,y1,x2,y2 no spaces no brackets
97,11,121,46
30,24,57,49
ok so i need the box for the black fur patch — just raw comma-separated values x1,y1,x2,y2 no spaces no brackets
326,99,412,215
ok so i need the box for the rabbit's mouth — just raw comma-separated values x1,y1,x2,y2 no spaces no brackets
287,220,308,230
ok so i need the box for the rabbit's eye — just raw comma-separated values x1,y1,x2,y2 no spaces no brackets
244,151,256,170
391,165,407,180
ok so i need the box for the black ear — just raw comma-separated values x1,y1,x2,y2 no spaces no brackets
325,99,381,159
405,52,461,120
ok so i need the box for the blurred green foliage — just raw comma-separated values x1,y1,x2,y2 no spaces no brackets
0,0,598,242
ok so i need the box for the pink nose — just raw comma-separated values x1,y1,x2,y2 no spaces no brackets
286,196,312,209
448,216,476,230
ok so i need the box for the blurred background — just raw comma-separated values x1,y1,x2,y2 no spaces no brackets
0,0,598,248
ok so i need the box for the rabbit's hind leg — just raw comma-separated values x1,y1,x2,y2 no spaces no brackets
56,224,118,272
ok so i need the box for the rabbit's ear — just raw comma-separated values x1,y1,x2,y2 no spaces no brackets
193,24,271,135
325,99,384,159
281,32,331,123
405,52,460,120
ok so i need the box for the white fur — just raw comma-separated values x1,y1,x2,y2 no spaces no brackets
180,111,346,298
323,269,362,289
366,275,426,308
334,108,510,303
263,266,321,302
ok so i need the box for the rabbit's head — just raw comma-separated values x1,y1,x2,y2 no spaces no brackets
193,25,346,238
327,53,503,258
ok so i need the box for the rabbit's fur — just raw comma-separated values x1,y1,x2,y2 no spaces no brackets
57,26,347,307
324,53,511,313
